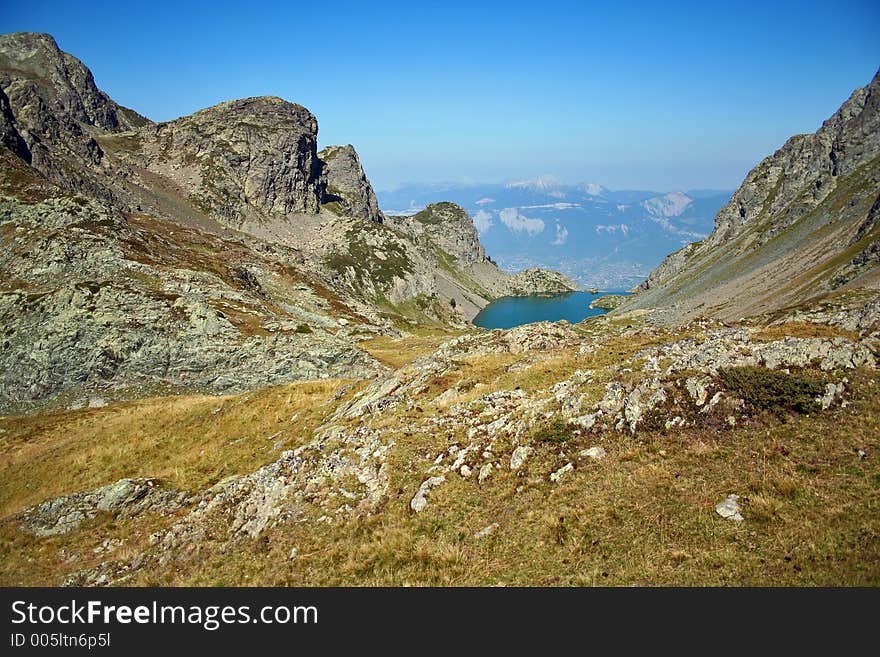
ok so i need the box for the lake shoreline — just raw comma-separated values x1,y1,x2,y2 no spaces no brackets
473,290,629,330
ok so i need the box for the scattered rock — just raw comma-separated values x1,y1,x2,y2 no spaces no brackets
817,381,845,410
474,522,500,539
580,446,606,460
715,494,744,522
19,478,182,537
549,463,574,483
510,446,533,471
410,476,446,513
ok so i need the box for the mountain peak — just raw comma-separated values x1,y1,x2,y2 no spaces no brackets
0,31,149,134
506,175,562,191
580,182,607,196
626,67,880,321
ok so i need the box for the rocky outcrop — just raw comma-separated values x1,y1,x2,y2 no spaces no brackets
504,268,580,297
0,195,382,413
625,68,880,322
127,97,324,228
409,202,488,266
0,32,149,200
19,478,184,537
0,33,147,133
319,144,382,222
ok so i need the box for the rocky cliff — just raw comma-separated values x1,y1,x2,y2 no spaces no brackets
127,97,324,227
0,32,149,202
319,144,383,223
620,68,880,323
0,32,578,411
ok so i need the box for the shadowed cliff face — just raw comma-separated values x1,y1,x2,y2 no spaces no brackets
129,96,325,227
622,68,880,323
0,32,151,203
319,144,383,223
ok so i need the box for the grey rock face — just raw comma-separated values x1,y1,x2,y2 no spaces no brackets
130,97,323,227
0,32,149,200
0,33,148,133
0,196,381,413
19,478,183,537
0,86,29,161
504,268,581,296
319,144,382,222
408,202,488,267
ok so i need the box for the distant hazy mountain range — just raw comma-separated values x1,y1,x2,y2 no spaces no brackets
378,178,732,289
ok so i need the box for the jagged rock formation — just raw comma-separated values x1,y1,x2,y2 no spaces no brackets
0,32,149,201
113,97,324,229
0,32,581,412
319,144,383,222
504,268,580,297
0,32,147,133
408,202,488,265
622,68,880,323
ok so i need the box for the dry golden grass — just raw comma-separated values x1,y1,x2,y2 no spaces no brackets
1,327,878,587
0,379,349,519
114,368,880,588
359,331,461,369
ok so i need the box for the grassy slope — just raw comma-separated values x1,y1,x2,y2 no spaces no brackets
1,319,877,586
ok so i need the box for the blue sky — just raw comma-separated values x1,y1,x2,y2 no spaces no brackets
3,0,879,191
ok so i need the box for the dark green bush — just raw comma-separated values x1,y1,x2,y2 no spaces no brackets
295,324,313,334
532,415,575,444
718,366,824,414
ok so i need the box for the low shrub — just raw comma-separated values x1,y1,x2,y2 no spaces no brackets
532,415,575,444
718,366,825,414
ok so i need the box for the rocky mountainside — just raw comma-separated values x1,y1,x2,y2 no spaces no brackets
0,32,575,412
319,144,383,222
620,68,880,323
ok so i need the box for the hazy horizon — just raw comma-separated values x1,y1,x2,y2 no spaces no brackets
3,0,879,191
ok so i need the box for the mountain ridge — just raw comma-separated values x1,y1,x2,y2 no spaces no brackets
0,31,577,413
617,67,880,323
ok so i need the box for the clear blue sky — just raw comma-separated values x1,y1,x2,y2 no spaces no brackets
3,0,879,191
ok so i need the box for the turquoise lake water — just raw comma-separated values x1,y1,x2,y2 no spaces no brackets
473,291,626,329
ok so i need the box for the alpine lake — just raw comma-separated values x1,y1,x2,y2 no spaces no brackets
473,291,628,329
